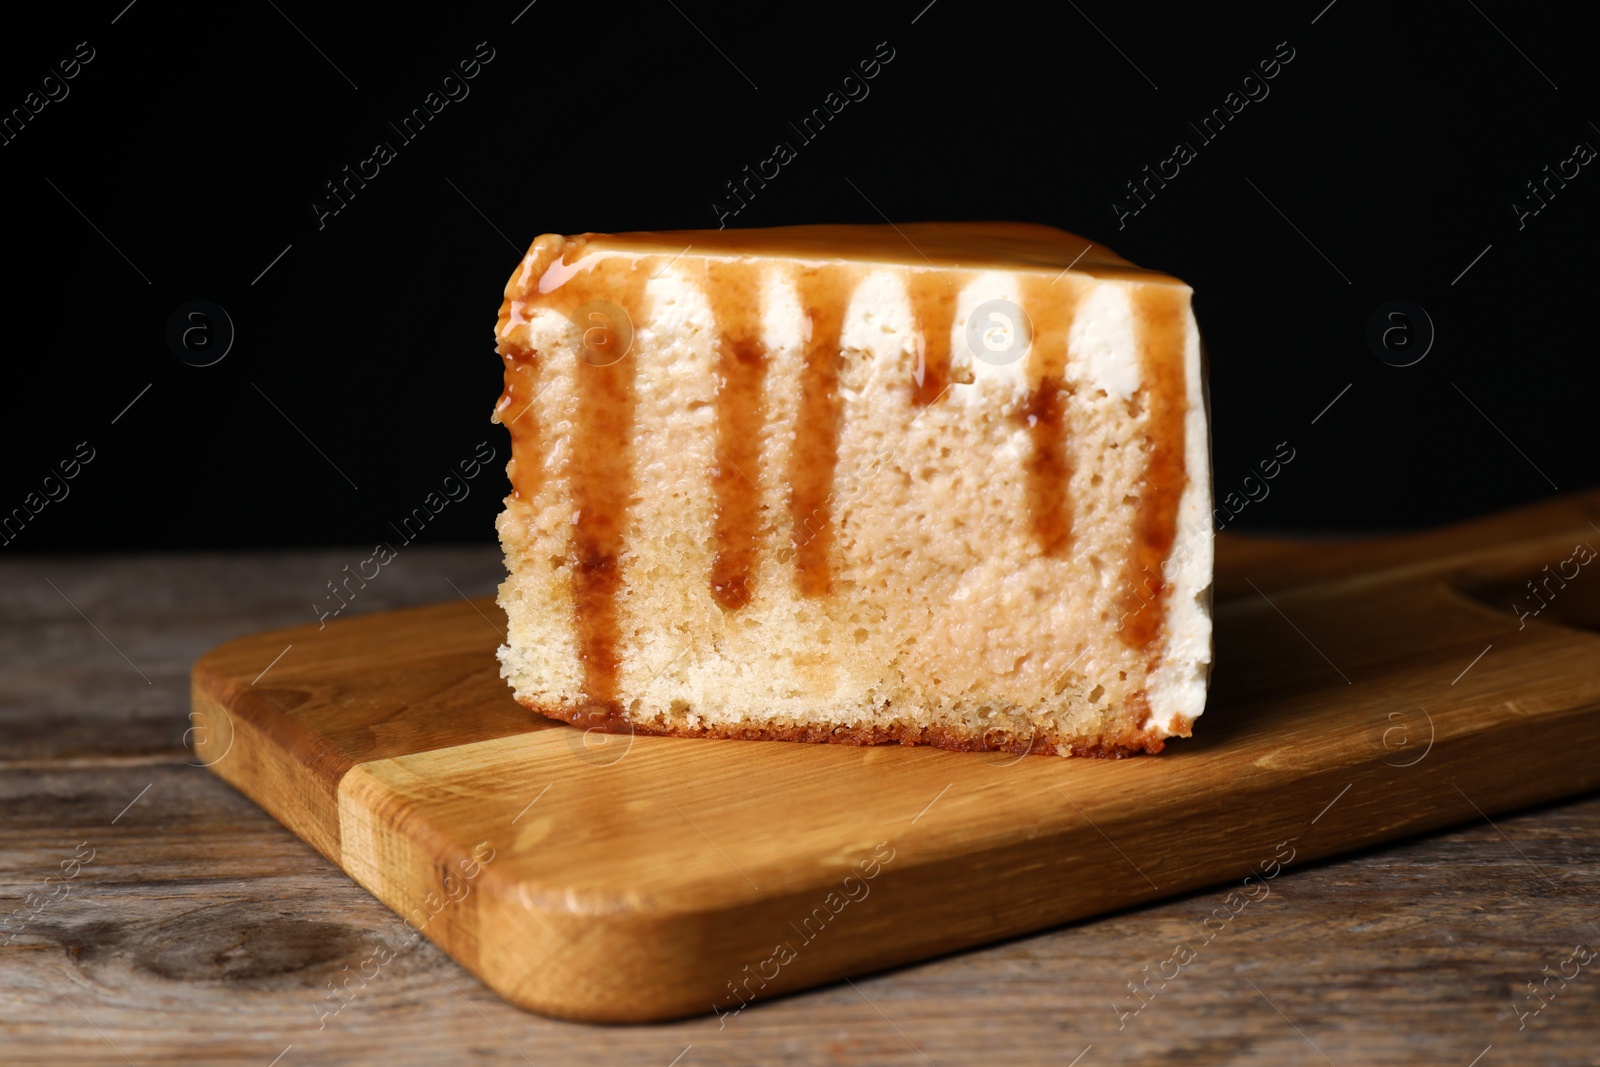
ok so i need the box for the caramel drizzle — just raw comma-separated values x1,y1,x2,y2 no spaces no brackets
906,270,958,407
705,261,769,610
526,254,651,710
787,266,849,597
1116,285,1189,651
495,348,542,504
1019,277,1084,557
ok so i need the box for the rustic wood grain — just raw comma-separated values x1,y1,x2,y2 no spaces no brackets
1213,488,1600,601
2,765,1596,1065
3,513,1599,1060
186,493,1600,1022
0,546,506,764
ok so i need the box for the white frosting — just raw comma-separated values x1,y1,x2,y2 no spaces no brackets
1145,301,1213,735
951,271,1030,398
1067,283,1142,401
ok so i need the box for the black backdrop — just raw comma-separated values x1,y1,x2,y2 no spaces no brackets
3,0,1596,554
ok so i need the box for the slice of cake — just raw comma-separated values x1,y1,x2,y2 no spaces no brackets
491,222,1211,757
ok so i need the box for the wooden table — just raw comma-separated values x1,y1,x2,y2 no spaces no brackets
3,545,1596,1065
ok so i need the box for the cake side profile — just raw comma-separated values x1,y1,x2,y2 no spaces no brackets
492,222,1212,757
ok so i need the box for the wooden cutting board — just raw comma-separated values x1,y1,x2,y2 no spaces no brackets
190,489,1600,1023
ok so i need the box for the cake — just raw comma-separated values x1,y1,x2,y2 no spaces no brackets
491,222,1211,757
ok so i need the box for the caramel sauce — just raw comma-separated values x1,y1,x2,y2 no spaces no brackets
704,260,769,610
788,266,849,597
502,242,652,710
495,351,542,503
1018,277,1084,557
906,270,959,407
1116,285,1190,652
571,222,1167,284
569,264,648,708
494,237,576,506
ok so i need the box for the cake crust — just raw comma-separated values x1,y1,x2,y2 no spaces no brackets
528,698,1179,759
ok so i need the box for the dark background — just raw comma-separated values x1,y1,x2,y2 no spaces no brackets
3,0,1595,554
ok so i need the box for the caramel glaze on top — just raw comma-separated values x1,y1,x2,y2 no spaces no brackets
494,224,1191,712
